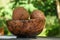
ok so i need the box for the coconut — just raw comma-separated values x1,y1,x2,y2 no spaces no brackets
13,7,29,20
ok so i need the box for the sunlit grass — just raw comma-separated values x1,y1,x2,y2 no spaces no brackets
37,28,47,37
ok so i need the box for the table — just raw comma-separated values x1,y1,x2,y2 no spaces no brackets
0,36,60,40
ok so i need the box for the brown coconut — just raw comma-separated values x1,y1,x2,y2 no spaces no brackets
30,10,45,20
13,7,29,20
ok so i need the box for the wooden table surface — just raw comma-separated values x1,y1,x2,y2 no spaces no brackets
0,36,60,40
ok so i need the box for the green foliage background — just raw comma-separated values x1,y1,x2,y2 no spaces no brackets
0,0,60,37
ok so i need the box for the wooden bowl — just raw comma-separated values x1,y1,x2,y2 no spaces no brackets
6,18,45,38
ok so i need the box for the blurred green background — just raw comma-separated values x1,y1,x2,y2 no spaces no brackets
0,0,60,37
